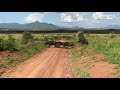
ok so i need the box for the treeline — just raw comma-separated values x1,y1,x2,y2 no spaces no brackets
0,29,120,34
84,29,120,34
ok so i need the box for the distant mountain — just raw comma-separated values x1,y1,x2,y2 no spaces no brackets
0,21,63,31
70,26,85,30
105,25,120,29
71,26,80,29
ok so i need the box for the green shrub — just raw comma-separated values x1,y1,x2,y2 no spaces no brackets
0,36,5,51
21,32,34,44
110,34,116,38
0,35,17,51
76,31,89,45
5,35,17,51
75,69,90,78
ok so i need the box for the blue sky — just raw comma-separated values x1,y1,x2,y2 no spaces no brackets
0,12,120,28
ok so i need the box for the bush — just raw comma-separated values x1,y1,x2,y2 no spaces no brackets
110,34,116,38
21,32,34,44
0,36,5,51
44,36,49,42
0,35,17,51
5,35,17,51
76,31,89,45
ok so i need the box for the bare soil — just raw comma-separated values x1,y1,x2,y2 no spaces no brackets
0,51,20,62
74,47,118,78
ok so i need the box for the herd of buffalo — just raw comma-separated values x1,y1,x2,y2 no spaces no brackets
45,41,75,48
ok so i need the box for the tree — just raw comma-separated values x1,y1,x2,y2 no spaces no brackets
21,32,34,44
76,31,89,45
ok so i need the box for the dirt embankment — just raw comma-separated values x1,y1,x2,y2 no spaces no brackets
74,47,119,78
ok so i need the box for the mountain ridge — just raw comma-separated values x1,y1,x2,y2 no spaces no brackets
0,21,64,30
104,25,120,29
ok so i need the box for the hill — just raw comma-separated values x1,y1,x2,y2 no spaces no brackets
0,21,62,31
105,25,120,29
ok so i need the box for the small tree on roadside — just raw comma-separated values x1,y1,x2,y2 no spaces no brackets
76,31,89,45
44,36,49,42
5,35,17,51
0,36,5,51
21,32,34,44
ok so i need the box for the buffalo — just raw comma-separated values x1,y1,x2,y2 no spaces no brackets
45,41,56,47
54,42,64,48
63,42,75,48
45,41,75,48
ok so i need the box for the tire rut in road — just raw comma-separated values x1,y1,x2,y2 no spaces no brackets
38,48,63,78
3,48,56,78
27,48,60,78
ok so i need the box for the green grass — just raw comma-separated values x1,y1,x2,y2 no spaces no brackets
0,34,50,69
87,34,120,65
69,48,85,61
0,40,48,69
76,70,90,78
67,33,120,78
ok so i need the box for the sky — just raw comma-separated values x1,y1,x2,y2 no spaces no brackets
0,12,120,28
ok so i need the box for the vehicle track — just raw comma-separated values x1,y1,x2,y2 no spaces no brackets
1,44,73,78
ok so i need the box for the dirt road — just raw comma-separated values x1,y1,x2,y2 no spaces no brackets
1,45,73,78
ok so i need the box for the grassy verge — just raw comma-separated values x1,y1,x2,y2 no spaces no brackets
0,40,47,69
88,34,120,66
69,46,88,61
75,68,90,78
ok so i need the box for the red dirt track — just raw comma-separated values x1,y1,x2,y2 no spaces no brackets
1,42,73,78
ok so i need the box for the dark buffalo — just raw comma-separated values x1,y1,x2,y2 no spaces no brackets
63,42,75,48
45,41,75,49
54,42,64,48
45,41,56,47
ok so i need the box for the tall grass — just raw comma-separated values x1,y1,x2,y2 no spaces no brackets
68,33,120,66
0,33,49,69
88,34,120,65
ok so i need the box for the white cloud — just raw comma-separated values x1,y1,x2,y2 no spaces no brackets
90,12,120,25
92,12,115,20
74,13,84,21
60,13,73,22
60,12,84,22
25,12,45,23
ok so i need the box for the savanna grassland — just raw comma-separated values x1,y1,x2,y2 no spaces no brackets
0,32,120,78
69,33,120,78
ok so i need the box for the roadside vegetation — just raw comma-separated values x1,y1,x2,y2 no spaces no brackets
0,32,47,69
67,31,120,77
0,32,74,70
68,32,120,66
87,34,120,66
1,31,120,77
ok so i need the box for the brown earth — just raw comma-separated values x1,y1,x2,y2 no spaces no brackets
1,39,73,78
74,47,118,78
0,51,20,62
0,51,20,76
